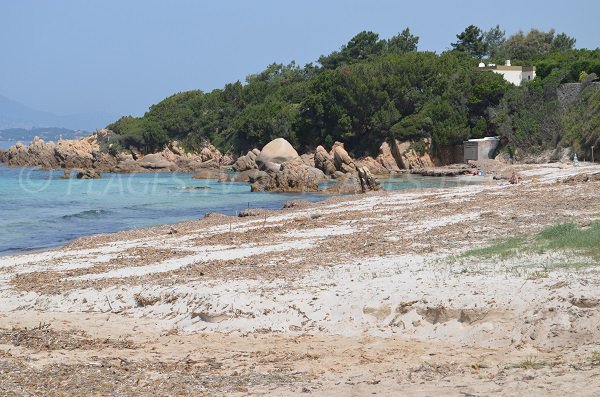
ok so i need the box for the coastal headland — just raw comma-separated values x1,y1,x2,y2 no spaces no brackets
0,131,455,193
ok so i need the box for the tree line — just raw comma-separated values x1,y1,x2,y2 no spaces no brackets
107,25,600,161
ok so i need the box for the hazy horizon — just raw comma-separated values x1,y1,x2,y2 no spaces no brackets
1,0,599,124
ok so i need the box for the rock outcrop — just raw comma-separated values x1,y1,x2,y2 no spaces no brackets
136,153,178,171
357,166,381,192
355,156,388,175
232,149,259,172
234,169,269,183
314,145,337,176
220,153,235,167
255,138,299,172
111,160,147,173
76,169,102,179
391,139,435,170
300,153,315,168
158,141,228,171
331,142,355,174
410,164,473,177
192,168,228,180
199,144,222,164
323,165,381,194
0,135,118,171
376,142,401,172
1,131,458,197
0,133,234,173
251,156,326,192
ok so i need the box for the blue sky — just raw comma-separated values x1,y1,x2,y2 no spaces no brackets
1,0,599,122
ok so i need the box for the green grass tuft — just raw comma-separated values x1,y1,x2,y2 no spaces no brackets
462,236,525,259
537,221,600,260
463,221,600,263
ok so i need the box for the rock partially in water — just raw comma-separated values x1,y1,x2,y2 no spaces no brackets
357,166,381,192
234,169,269,183
1,135,118,171
112,160,148,173
76,169,101,179
323,166,380,194
251,157,326,193
193,168,228,180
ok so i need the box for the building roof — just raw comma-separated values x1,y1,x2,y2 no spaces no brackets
478,65,536,72
465,136,500,143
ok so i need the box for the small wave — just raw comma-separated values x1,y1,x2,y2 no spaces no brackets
61,209,113,220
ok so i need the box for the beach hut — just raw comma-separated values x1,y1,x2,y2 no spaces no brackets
463,137,500,162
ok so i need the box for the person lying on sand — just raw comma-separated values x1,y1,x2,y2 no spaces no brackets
508,171,520,184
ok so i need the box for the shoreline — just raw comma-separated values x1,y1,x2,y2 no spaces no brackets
1,162,599,395
0,161,595,259
0,164,491,257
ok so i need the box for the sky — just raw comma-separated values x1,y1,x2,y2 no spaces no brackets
1,0,599,123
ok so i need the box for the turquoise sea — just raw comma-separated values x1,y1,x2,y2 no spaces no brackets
0,163,481,255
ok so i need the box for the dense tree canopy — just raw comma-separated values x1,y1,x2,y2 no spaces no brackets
500,29,576,62
107,25,599,160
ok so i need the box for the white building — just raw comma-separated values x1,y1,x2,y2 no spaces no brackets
463,136,501,162
478,60,536,86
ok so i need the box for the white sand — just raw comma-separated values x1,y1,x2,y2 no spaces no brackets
1,162,599,396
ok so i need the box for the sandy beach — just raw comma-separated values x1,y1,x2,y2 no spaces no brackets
1,162,599,396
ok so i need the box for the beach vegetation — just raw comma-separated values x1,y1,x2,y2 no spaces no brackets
463,236,525,259
504,357,549,370
591,352,600,367
463,221,600,263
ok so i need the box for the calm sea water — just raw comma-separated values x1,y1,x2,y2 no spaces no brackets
0,140,15,150
0,164,481,255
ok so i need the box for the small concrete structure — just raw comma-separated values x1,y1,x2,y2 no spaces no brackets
463,137,500,162
478,60,536,86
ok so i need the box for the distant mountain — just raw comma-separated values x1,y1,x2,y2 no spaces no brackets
0,94,116,131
